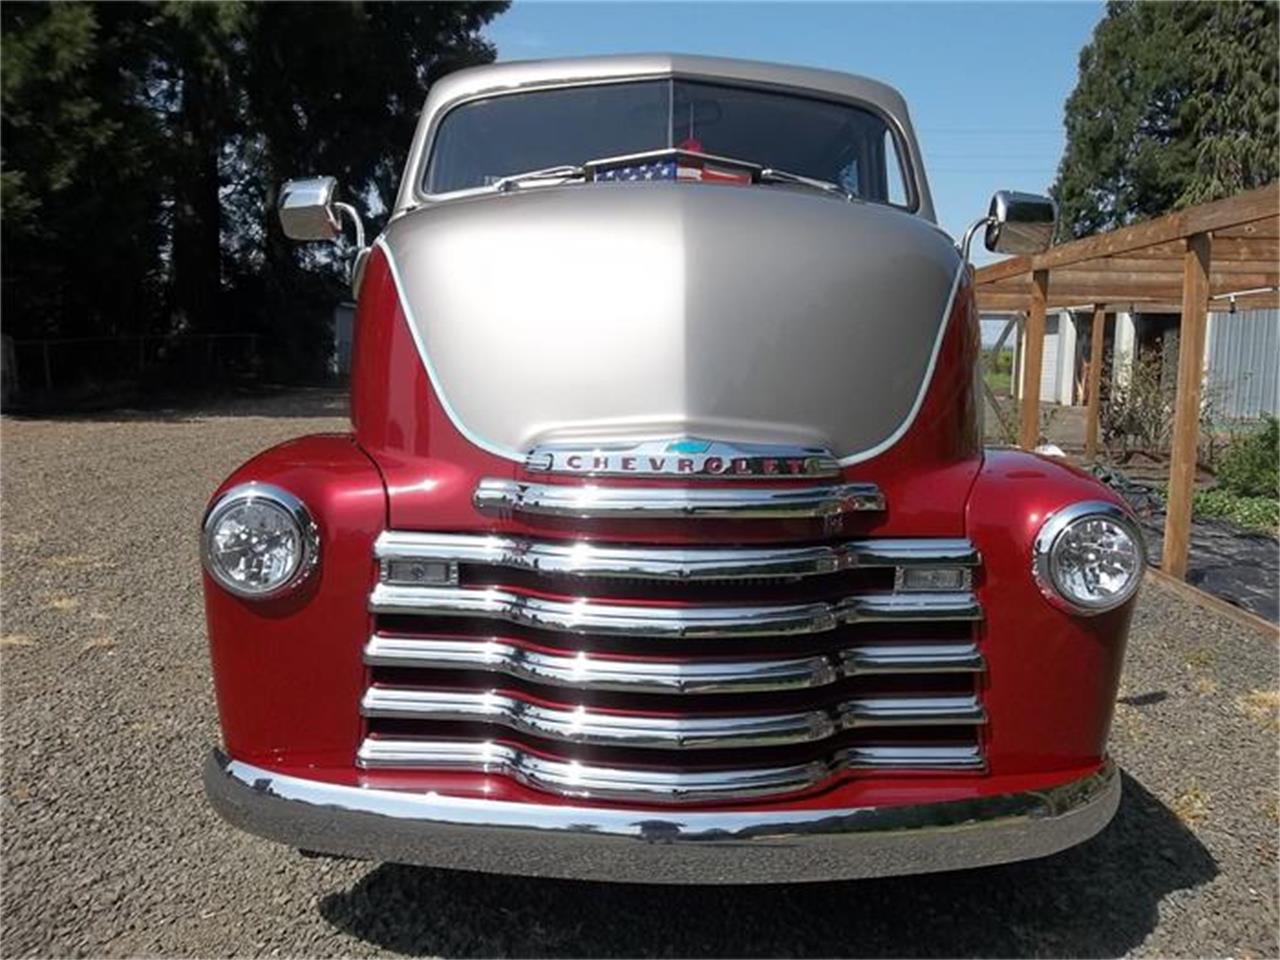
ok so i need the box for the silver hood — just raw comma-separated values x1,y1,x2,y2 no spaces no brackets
379,184,962,465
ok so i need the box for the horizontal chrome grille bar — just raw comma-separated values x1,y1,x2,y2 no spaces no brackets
364,635,984,694
355,739,985,803
473,478,885,520
375,531,979,582
360,687,984,749
368,585,982,637
842,643,985,674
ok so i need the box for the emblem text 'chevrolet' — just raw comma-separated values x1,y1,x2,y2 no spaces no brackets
201,54,1144,885
526,438,842,478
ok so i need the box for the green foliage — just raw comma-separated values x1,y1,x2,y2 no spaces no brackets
1052,1,1278,239
981,348,1013,395
1,1,508,388
1,4,167,340
987,348,1013,375
1188,487,1279,535
983,368,1011,396
1216,416,1280,499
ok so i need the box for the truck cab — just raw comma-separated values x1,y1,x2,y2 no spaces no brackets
201,54,1143,883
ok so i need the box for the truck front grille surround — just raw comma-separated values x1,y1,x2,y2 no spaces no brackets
362,530,987,804
473,478,886,520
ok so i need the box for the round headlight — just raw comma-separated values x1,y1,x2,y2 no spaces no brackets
1033,501,1145,614
202,483,319,598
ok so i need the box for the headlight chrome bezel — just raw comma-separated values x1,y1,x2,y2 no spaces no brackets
1032,500,1145,615
202,482,320,599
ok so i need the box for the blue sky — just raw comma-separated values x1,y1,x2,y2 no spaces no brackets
485,1,1103,264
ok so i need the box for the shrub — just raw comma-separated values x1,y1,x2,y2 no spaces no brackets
1100,349,1172,455
1216,416,1280,498
1100,347,1229,463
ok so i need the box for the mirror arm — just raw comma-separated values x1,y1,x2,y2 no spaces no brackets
332,201,366,250
958,215,995,265
333,201,369,297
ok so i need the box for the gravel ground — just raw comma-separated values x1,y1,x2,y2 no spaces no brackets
2,389,1277,958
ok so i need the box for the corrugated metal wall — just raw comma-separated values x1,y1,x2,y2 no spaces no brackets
1206,308,1280,420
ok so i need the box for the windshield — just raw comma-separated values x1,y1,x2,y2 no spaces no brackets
425,79,913,206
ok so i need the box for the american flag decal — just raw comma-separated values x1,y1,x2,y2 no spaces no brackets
595,160,679,182
678,161,754,185
594,156,754,186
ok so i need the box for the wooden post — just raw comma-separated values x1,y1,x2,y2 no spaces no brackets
1018,270,1049,449
1162,233,1212,579
1084,304,1107,460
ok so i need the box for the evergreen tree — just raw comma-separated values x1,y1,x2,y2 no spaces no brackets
1052,1,1278,239
1,1,507,385
1,3,167,342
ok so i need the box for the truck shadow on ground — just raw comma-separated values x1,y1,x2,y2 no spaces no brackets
318,772,1216,958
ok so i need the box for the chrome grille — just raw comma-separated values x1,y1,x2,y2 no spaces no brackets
369,584,981,638
364,634,983,693
361,531,986,803
472,478,885,520
356,740,984,804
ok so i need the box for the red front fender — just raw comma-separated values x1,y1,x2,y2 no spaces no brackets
967,449,1138,776
202,434,386,769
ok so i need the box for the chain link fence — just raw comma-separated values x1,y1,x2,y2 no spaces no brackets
1,333,265,408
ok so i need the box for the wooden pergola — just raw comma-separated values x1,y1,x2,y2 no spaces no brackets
974,183,1280,580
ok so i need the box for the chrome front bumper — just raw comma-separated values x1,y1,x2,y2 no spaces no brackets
203,750,1119,884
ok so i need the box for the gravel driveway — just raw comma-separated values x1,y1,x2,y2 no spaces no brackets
2,390,1277,958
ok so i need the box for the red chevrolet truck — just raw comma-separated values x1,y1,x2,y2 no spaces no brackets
201,54,1144,883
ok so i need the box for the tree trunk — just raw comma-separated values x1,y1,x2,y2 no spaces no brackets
171,61,223,335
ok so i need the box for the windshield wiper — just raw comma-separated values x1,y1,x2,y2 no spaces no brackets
489,157,853,201
492,165,586,193
758,167,855,201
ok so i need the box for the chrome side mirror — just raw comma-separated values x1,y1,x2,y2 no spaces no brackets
984,190,1056,255
278,176,366,249
278,176,368,295
279,177,342,241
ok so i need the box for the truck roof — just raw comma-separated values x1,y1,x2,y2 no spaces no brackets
395,53,935,221
427,53,912,120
